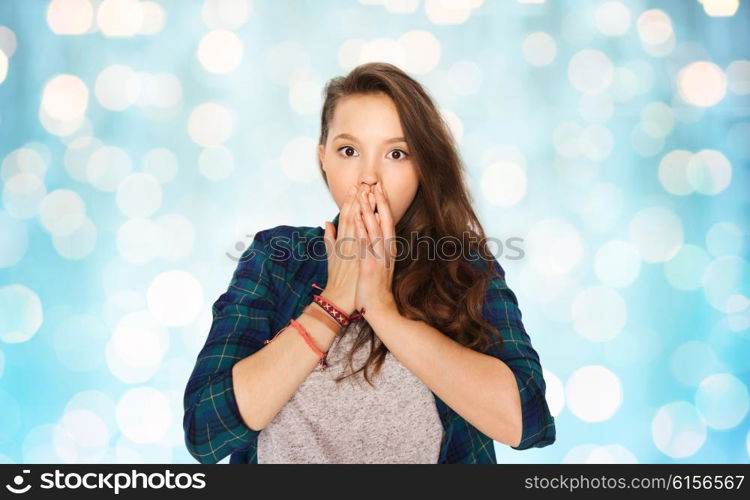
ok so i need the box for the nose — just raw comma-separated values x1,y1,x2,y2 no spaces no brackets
358,174,378,189
358,163,379,191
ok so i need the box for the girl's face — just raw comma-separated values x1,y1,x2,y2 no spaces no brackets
318,92,420,225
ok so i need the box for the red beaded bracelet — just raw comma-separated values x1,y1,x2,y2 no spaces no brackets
310,283,365,326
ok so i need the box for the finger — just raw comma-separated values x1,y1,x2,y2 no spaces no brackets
374,213,386,263
358,189,379,236
341,185,358,220
374,184,396,260
327,219,346,264
323,220,334,254
348,184,369,217
358,190,384,259
340,184,363,239
353,202,368,259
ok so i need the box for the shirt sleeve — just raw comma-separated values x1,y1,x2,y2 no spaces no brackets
182,229,279,464
480,258,556,451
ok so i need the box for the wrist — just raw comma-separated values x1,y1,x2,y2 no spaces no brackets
297,312,338,346
320,289,355,316
302,304,342,336
364,295,398,319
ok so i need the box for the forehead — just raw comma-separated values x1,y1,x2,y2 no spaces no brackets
330,93,404,136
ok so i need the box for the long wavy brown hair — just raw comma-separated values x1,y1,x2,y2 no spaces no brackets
317,62,504,387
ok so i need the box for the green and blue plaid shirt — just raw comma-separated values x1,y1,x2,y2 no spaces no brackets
183,213,556,464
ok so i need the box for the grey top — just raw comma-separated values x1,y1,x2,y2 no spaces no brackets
257,320,445,463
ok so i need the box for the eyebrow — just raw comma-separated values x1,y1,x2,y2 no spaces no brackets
332,133,407,145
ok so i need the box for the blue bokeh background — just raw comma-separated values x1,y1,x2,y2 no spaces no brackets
0,0,748,464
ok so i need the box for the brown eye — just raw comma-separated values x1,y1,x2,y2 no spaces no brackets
338,146,357,157
389,149,408,160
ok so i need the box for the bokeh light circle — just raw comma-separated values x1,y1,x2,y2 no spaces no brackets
565,365,622,422
543,368,565,418
46,0,94,35
54,409,110,463
579,124,614,160
595,1,631,37
52,314,108,372
677,61,727,107
197,29,244,74
686,149,732,195
97,0,144,37
41,74,89,122
155,214,196,261
594,240,641,288
116,173,162,217
628,206,683,263
146,270,204,327
0,25,17,57
86,145,133,192
39,189,86,236
705,221,743,257
188,102,234,147
571,286,627,342
658,149,693,195
0,211,28,268
116,386,172,443
142,147,179,183
651,401,706,458
280,136,319,182
702,256,748,312
116,217,163,264
670,341,724,388
480,161,527,207
396,31,441,76
138,1,165,35
2,172,47,219
726,60,750,94
106,310,169,383
95,64,141,111
52,215,97,260
694,373,749,430
663,244,711,291
0,284,43,344
201,0,251,30
198,146,235,181
641,101,675,138
637,9,673,45
568,49,614,95
522,31,557,67
2,146,48,182
526,218,585,276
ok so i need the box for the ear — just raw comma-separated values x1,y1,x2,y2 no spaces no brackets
318,144,326,171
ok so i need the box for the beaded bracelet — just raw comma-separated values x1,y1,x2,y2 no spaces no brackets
310,283,365,326
303,303,342,335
